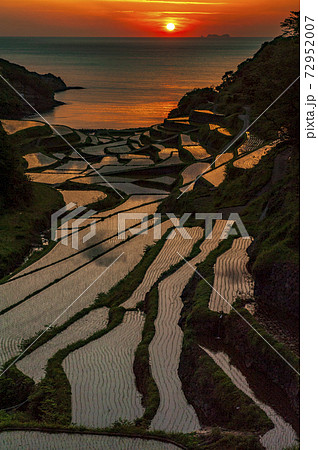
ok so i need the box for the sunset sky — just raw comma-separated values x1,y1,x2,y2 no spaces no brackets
1,0,299,37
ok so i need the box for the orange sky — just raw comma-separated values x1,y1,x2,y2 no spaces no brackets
1,0,299,37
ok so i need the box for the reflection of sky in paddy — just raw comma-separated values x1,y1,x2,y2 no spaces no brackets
181,162,210,185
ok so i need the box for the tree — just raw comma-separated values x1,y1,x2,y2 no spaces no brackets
280,11,300,37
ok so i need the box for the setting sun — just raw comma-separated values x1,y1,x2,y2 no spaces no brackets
166,23,175,32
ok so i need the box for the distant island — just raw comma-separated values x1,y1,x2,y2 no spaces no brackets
202,34,231,39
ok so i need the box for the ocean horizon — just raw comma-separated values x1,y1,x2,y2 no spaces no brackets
0,36,270,129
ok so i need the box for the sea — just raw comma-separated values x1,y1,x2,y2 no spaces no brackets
0,37,270,129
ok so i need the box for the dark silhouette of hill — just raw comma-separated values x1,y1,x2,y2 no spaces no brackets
0,58,69,119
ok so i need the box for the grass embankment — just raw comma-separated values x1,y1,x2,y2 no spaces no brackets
94,228,172,309
0,231,174,421
0,421,264,450
132,235,269,435
134,286,160,426
222,298,299,422
0,183,64,279
0,307,125,424
1,232,263,449
160,139,299,319
178,238,273,434
58,179,127,212
37,131,82,151
7,124,55,158
132,250,200,427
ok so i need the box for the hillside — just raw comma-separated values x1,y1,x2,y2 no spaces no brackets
0,15,299,450
163,33,300,329
0,58,69,119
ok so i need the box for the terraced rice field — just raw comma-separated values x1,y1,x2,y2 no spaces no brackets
89,134,99,145
200,348,298,450
209,124,220,131
183,145,211,160
105,140,127,147
1,119,45,134
156,147,178,160
180,134,198,146
166,116,189,122
98,137,113,144
0,212,170,366
56,160,88,172
107,145,132,154
192,109,215,121
151,176,176,185
81,144,106,156
234,141,278,168
120,154,150,160
126,159,154,166
214,152,233,167
87,165,151,176
101,183,167,195
150,221,228,432
0,336,22,368
17,308,109,382
53,152,66,159
58,190,107,206
130,134,142,145
53,125,74,136
29,171,79,184
202,165,226,187
157,154,183,167
180,162,210,190
216,127,232,136
122,228,196,309
63,311,145,428
12,195,164,273
209,237,254,313
1,201,166,311
69,151,85,159
75,130,88,143
237,132,264,155
0,432,181,449
72,175,138,184
23,152,56,169
91,156,121,168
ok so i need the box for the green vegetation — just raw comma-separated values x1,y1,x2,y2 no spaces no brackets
0,123,65,278
0,58,67,119
0,182,64,279
220,298,300,425
198,127,233,157
216,35,299,141
38,131,80,151
58,180,127,212
0,12,300,448
178,146,196,164
0,419,263,450
24,307,125,425
226,299,299,373
178,239,272,433
0,366,34,411
134,286,160,426
169,87,217,119
95,228,172,308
